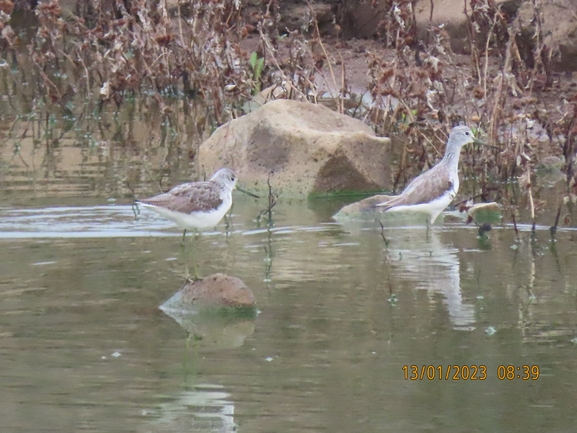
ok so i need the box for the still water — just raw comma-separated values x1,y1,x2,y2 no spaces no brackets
1,191,577,432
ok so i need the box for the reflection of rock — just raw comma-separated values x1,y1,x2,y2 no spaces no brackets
160,306,256,348
199,99,392,196
150,386,236,433
160,274,257,348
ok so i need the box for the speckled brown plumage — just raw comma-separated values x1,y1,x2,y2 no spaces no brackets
138,181,224,214
136,168,241,232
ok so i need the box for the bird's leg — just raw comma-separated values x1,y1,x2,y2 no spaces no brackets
180,229,192,282
188,230,201,281
179,229,199,282
426,215,432,237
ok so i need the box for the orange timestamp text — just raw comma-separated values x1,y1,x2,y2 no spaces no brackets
402,365,540,380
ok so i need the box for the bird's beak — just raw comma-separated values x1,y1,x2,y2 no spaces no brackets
473,137,501,150
236,185,260,198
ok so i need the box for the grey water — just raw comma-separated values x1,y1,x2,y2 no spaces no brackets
1,86,577,432
1,190,577,433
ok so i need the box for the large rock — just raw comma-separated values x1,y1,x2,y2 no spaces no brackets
198,100,392,196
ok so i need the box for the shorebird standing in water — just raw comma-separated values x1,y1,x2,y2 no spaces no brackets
376,125,483,226
137,168,258,279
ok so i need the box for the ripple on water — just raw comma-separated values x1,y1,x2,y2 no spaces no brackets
0,205,218,239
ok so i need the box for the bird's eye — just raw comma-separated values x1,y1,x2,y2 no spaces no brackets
465,131,470,136
231,176,236,181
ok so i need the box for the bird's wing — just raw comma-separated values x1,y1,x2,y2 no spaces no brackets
376,166,455,210
138,182,223,213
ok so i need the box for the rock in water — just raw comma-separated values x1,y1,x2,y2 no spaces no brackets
159,274,257,348
161,274,256,310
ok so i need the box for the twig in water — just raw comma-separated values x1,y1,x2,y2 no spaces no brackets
526,171,536,241
377,219,390,247
129,182,142,219
125,180,137,200
267,176,279,221
550,202,562,239
476,269,481,292
131,202,140,219
511,210,519,239
387,275,397,305
524,285,534,301
256,173,280,226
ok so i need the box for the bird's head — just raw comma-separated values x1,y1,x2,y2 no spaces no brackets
211,168,238,190
212,168,259,198
448,125,477,148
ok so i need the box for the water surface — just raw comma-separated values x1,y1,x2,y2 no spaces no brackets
1,194,577,433
2,80,577,432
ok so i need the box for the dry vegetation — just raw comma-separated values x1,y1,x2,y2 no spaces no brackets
1,0,576,225
360,1,576,228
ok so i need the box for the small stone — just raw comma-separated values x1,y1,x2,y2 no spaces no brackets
162,273,256,309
